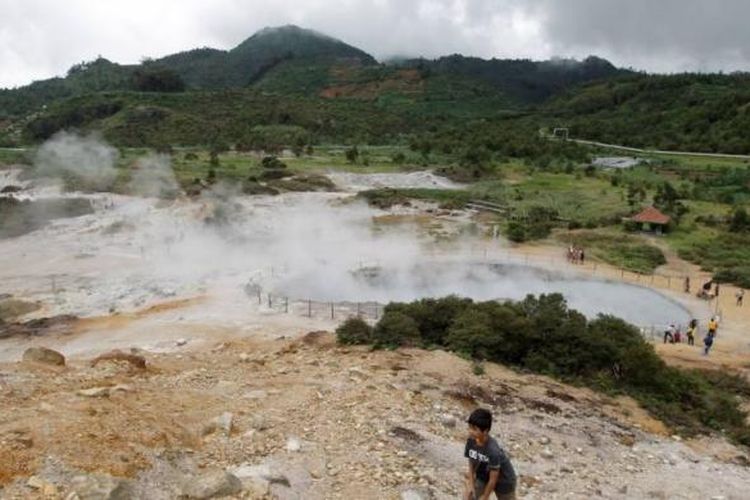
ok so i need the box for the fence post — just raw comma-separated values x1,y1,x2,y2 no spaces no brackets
284,297,288,313
257,290,261,305
308,300,312,318
330,302,334,320
268,293,272,308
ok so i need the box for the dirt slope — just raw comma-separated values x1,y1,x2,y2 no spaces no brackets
1,333,749,499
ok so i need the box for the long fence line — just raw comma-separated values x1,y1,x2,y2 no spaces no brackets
28,247,727,343
458,245,725,337
245,287,383,322
245,245,728,342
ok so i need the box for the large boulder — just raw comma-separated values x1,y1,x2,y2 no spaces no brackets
22,347,65,366
69,474,134,500
180,470,242,499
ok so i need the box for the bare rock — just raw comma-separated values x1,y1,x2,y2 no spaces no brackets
401,488,431,500
22,347,65,366
180,470,242,499
286,437,301,452
90,350,146,369
244,389,268,400
438,414,457,428
230,463,291,492
202,412,233,437
78,387,111,398
69,474,134,500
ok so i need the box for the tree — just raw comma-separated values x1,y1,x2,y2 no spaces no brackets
729,207,750,232
371,311,421,348
131,68,185,92
345,146,360,164
209,151,220,168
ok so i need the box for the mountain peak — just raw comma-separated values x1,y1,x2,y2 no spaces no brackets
252,24,331,41
232,25,376,65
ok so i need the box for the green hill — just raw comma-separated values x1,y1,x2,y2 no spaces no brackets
5,25,749,154
541,73,750,153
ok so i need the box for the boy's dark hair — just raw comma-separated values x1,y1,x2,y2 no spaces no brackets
467,408,492,431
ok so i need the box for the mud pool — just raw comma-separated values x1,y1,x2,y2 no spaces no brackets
268,260,692,328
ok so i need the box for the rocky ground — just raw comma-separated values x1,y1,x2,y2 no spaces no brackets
1,332,749,500
2,169,749,499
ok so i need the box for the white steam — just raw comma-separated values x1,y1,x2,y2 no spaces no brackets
127,154,179,198
33,131,119,190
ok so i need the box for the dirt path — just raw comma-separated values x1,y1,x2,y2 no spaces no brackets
503,238,750,375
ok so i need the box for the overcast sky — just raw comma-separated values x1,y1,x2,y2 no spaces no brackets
2,0,749,89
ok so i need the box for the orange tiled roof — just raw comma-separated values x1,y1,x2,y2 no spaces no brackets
631,206,671,225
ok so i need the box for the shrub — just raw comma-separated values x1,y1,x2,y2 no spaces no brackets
345,146,359,163
445,308,494,358
365,294,750,444
713,267,750,288
384,296,472,346
472,361,485,376
259,169,294,181
371,311,421,348
261,156,286,169
336,317,373,345
506,221,527,242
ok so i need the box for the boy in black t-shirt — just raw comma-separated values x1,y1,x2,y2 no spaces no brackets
463,408,517,500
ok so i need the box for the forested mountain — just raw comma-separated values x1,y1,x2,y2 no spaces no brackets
541,73,750,153
1,25,749,154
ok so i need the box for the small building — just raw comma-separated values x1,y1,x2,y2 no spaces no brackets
628,206,671,234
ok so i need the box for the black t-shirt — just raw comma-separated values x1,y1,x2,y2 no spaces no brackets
464,436,517,493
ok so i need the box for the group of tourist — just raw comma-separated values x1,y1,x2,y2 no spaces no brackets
566,245,585,265
687,277,745,308
663,317,719,355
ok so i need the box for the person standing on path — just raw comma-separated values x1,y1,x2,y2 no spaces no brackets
736,289,744,306
703,331,715,355
708,316,718,337
663,324,676,344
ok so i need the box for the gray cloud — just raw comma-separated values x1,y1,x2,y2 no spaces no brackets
535,0,750,72
1,0,749,89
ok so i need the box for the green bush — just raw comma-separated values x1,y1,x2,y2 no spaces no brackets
371,311,421,348
506,221,528,242
712,267,750,289
335,317,373,345
384,296,472,347
365,293,750,443
261,155,287,169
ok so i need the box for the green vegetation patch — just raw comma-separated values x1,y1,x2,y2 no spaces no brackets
558,230,667,274
358,188,471,209
336,294,750,444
